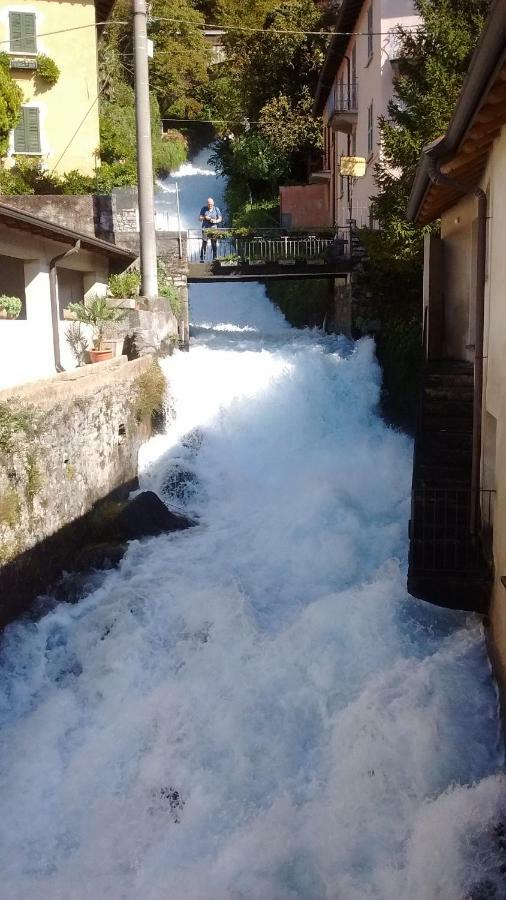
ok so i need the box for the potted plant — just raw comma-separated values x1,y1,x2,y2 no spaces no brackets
0,295,22,319
69,296,128,363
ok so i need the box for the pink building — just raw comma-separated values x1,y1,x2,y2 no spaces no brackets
281,0,419,229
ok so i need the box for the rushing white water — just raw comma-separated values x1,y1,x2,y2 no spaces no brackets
155,147,227,231
0,278,504,899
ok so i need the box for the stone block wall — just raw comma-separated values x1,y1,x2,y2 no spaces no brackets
0,355,159,623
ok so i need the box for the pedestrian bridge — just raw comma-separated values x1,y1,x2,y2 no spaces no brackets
186,228,353,282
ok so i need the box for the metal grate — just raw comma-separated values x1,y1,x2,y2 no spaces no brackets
410,488,495,574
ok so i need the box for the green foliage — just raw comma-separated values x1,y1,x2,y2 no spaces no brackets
149,0,209,118
36,54,60,86
231,198,280,229
157,261,183,317
0,52,10,71
371,0,491,263
108,270,140,299
69,295,128,350
25,452,42,504
0,402,36,455
0,487,21,528
266,278,332,329
0,295,22,318
0,64,22,157
135,361,167,423
205,0,330,223
65,321,89,367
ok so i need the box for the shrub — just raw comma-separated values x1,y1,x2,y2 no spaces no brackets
135,361,167,424
36,54,60,86
159,281,182,319
69,295,128,350
108,270,140,299
0,295,22,318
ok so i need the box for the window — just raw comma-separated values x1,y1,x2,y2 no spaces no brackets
9,12,36,53
13,107,41,154
367,102,374,156
367,5,373,60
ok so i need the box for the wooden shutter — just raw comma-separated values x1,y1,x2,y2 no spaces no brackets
9,12,37,53
13,108,41,154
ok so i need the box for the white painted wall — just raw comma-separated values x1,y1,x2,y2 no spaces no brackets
324,0,419,226
0,226,112,389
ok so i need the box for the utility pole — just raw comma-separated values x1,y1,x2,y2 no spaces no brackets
133,0,158,297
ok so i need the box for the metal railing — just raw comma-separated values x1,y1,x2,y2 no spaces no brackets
187,228,350,265
332,80,358,114
410,488,495,574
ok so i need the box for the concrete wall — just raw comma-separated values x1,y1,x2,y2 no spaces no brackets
279,184,330,228
322,0,419,227
0,0,101,176
0,355,155,622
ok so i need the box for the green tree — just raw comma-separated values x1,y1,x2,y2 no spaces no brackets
371,0,491,264
149,0,210,118
0,57,22,158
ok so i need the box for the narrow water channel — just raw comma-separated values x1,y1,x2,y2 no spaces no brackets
0,156,505,899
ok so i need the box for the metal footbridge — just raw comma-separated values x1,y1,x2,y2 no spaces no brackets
186,228,353,282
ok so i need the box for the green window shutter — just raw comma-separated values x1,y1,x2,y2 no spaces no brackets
26,108,41,152
13,108,41,154
9,12,37,53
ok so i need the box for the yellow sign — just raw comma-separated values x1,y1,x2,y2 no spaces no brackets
339,156,366,177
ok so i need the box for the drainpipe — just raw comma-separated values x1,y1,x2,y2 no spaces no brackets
343,55,353,231
427,159,487,535
49,240,81,373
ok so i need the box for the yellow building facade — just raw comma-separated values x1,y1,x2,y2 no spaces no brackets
0,0,111,176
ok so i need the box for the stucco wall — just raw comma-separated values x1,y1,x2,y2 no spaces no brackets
479,125,506,697
0,223,110,387
0,355,155,622
0,0,101,176
440,195,475,362
323,0,419,226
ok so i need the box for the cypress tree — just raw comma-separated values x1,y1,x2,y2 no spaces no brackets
371,0,491,265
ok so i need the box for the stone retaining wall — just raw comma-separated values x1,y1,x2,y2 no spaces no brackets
0,355,161,624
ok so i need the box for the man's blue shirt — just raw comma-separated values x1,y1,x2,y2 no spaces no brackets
200,206,222,231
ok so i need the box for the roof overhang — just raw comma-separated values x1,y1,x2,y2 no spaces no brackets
0,203,137,263
313,0,363,117
407,0,506,226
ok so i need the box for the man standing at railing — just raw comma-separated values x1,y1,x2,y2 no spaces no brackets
199,197,222,262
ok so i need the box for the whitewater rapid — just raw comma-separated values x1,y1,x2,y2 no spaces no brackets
0,282,504,899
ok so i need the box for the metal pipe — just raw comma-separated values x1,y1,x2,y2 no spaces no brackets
133,0,159,298
49,240,81,373
427,158,487,535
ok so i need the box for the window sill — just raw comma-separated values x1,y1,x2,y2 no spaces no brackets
12,151,43,156
8,50,37,57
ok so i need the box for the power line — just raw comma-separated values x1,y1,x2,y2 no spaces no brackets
0,18,420,46
150,16,420,37
0,20,128,47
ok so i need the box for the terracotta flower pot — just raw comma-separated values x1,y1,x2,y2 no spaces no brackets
89,348,113,363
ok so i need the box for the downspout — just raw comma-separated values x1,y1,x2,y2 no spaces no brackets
49,240,81,373
427,159,487,535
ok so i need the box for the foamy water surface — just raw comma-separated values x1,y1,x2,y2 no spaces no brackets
0,281,504,900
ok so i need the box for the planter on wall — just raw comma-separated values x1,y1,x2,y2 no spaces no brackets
89,348,113,364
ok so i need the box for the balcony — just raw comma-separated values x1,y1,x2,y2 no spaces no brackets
329,81,358,135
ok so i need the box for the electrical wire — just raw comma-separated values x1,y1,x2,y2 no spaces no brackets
48,91,102,176
0,20,128,47
150,16,420,37
0,17,420,47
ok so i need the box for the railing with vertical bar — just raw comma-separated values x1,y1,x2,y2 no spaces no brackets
186,228,350,265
